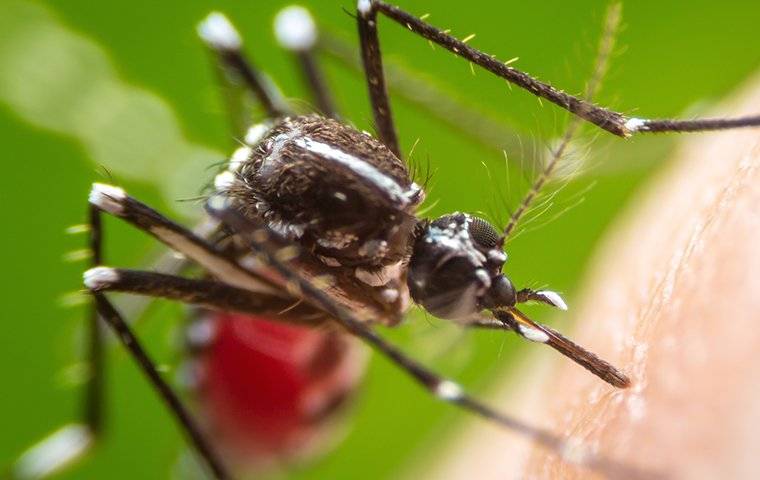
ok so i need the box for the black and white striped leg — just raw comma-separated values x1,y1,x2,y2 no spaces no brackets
84,267,325,326
365,0,760,137
356,0,401,158
87,183,281,297
89,292,231,480
198,12,289,120
91,194,232,479
205,199,566,452
274,6,338,118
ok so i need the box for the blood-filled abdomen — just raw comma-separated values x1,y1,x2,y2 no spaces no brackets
186,312,366,471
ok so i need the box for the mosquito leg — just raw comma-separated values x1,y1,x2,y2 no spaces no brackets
274,6,338,118
87,183,281,297
295,49,338,118
366,0,760,137
319,33,527,158
516,288,568,311
356,1,401,157
88,293,231,480
198,12,289,120
84,205,105,435
113,218,220,323
205,199,569,453
84,267,325,325
9,206,106,480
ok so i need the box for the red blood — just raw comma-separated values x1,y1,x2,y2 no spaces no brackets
193,312,366,468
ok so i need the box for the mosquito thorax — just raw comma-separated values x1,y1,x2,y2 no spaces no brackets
216,115,424,270
408,213,513,320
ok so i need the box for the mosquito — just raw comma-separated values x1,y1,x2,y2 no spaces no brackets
11,2,760,479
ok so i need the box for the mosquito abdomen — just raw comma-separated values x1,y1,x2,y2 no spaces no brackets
185,312,367,470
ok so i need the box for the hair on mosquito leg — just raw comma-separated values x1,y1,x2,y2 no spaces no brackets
368,0,760,135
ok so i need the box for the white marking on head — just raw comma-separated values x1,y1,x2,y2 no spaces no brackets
487,249,507,264
89,183,126,215
197,12,241,50
228,146,251,172
537,290,568,310
293,136,416,207
333,191,348,201
426,213,487,267
474,268,491,288
357,0,373,15
434,380,463,400
624,117,647,134
83,267,119,290
517,324,550,343
14,425,94,480
274,6,317,51
244,123,272,146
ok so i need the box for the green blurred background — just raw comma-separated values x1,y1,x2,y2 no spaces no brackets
1,0,758,478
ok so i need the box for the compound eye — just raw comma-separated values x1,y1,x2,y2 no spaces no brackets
468,216,502,249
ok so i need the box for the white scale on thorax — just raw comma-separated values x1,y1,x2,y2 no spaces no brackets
292,136,421,208
212,121,273,191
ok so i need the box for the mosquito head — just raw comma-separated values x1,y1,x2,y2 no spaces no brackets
408,213,515,320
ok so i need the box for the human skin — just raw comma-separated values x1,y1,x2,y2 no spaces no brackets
415,73,760,480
